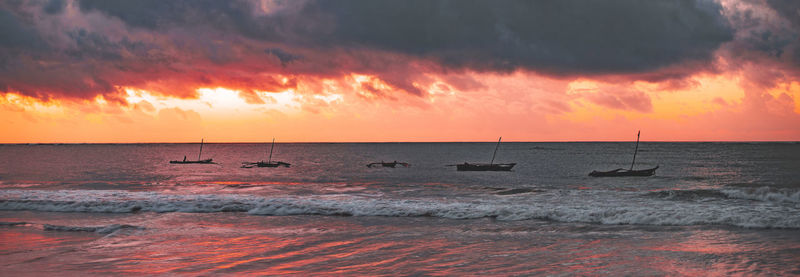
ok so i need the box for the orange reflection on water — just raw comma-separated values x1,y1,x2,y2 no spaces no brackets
249,239,363,274
267,240,402,275
329,255,403,273
0,228,99,275
200,236,302,272
105,234,299,275
642,230,753,275
0,230,63,253
646,231,744,254
195,181,349,187
0,227,98,253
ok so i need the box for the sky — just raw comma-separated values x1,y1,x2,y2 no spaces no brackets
1,0,799,142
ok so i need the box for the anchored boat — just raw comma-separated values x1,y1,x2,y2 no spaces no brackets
589,131,658,177
170,139,214,164
242,138,291,168
366,161,410,168
456,162,516,171
588,166,659,177
450,137,516,171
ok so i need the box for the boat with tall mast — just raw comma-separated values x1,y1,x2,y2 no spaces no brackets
242,138,290,168
589,131,658,177
450,137,516,171
170,138,214,164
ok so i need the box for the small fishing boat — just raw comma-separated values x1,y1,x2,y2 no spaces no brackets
170,139,214,164
242,138,290,168
450,137,516,171
589,166,659,177
170,158,214,164
366,161,410,168
456,162,516,171
247,161,291,168
589,131,658,177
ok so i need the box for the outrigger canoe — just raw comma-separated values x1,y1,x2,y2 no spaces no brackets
589,165,658,177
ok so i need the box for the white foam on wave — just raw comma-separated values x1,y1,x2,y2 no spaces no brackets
0,190,257,213
721,187,800,204
2,189,799,229
245,195,800,229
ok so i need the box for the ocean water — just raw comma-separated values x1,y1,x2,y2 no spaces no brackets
1,142,799,275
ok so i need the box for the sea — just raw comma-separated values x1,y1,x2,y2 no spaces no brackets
1,142,799,275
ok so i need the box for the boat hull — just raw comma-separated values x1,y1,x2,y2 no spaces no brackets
254,161,291,168
367,162,409,168
456,163,516,171
170,159,214,164
589,166,658,177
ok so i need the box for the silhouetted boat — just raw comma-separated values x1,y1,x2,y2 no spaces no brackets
456,162,516,171
248,161,291,168
367,161,410,168
170,159,214,164
450,137,516,171
589,166,659,177
242,138,290,168
589,131,658,177
170,139,214,164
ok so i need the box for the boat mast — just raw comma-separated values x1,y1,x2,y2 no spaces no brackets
268,138,275,163
198,138,204,160
630,131,640,170
490,137,502,165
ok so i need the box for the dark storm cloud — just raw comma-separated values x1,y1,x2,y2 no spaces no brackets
0,4,173,100
727,0,798,61
764,0,800,65
77,0,208,29
0,0,774,101
0,9,46,49
265,48,301,66
43,0,66,14
76,0,734,75
720,0,800,89
766,0,800,27
317,0,734,74
77,0,286,39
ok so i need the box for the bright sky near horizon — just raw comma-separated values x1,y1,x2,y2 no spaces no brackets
1,0,799,142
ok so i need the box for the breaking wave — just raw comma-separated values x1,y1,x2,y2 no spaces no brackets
1,189,799,229
0,221,29,226
721,187,800,204
646,187,800,204
43,224,144,234
645,189,729,201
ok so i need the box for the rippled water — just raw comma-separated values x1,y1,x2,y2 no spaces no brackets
1,142,799,275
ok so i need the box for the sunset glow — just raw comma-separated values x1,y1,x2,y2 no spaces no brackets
1,0,799,142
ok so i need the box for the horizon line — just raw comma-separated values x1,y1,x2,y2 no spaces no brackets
1,140,798,144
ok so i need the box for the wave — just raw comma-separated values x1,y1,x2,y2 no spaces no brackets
1,189,799,229
495,188,539,195
647,187,800,204
645,189,729,201
726,182,800,189
43,224,143,234
0,218,141,234
721,187,800,204
243,197,800,229
0,221,28,226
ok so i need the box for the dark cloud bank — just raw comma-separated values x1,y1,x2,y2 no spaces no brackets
0,0,794,101
75,0,734,73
